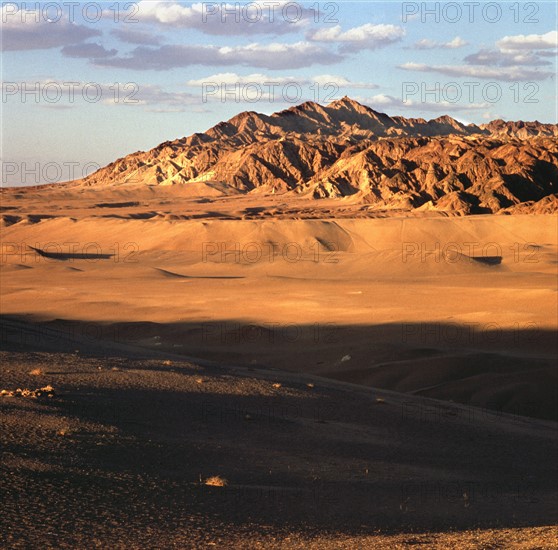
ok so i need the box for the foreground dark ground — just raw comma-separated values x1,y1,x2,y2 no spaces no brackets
1,321,557,548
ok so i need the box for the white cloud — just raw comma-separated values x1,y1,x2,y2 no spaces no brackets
496,30,558,51
415,36,467,50
136,0,308,35
447,36,468,49
399,61,553,81
308,23,405,52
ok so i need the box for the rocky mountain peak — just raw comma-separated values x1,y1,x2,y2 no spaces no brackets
69,98,558,215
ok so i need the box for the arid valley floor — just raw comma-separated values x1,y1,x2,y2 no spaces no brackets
1,183,557,548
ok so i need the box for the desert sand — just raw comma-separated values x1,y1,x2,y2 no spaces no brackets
1,182,557,547
2,186,557,418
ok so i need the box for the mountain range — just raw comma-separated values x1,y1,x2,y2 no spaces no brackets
74,97,558,215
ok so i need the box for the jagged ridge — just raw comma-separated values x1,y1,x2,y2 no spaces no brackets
76,97,558,215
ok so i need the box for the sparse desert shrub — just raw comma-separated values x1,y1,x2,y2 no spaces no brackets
205,476,228,487
0,386,55,399
29,368,43,376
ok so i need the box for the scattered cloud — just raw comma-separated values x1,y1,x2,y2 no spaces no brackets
61,43,117,58
464,49,551,67
496,30,557,51
1,7,101,51
308,23,405,52
226,41,341,69
185,72,379,90
461,31,556,69
399,61,553,81
414,36,467,50
111,28,162,46
136,0,308,35
402,29,556,84
95,42,342,70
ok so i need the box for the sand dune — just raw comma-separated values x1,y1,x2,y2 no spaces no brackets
1,189,556,421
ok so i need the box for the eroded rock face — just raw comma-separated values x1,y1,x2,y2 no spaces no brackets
75,97,558,214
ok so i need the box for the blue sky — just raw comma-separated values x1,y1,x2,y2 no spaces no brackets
2,1,557,185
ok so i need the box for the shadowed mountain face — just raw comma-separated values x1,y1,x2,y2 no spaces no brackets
74,97,558,215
